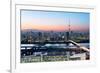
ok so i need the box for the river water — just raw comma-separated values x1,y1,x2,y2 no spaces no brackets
21,43,89,49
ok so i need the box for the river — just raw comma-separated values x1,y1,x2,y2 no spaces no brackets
21,43,89,49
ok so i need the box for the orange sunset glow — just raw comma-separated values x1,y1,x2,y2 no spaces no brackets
21,22,89,32
21,23,68,31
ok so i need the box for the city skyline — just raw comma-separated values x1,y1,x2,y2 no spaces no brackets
21,10,89,32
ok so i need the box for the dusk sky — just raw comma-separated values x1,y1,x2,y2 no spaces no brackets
21,10,90,32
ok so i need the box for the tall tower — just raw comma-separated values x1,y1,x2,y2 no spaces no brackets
68,17,70,40
69,17,70,34
67,17,70,41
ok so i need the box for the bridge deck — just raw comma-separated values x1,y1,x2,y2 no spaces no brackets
68,40,90,52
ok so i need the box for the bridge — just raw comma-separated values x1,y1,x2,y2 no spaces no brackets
68,40,90,52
